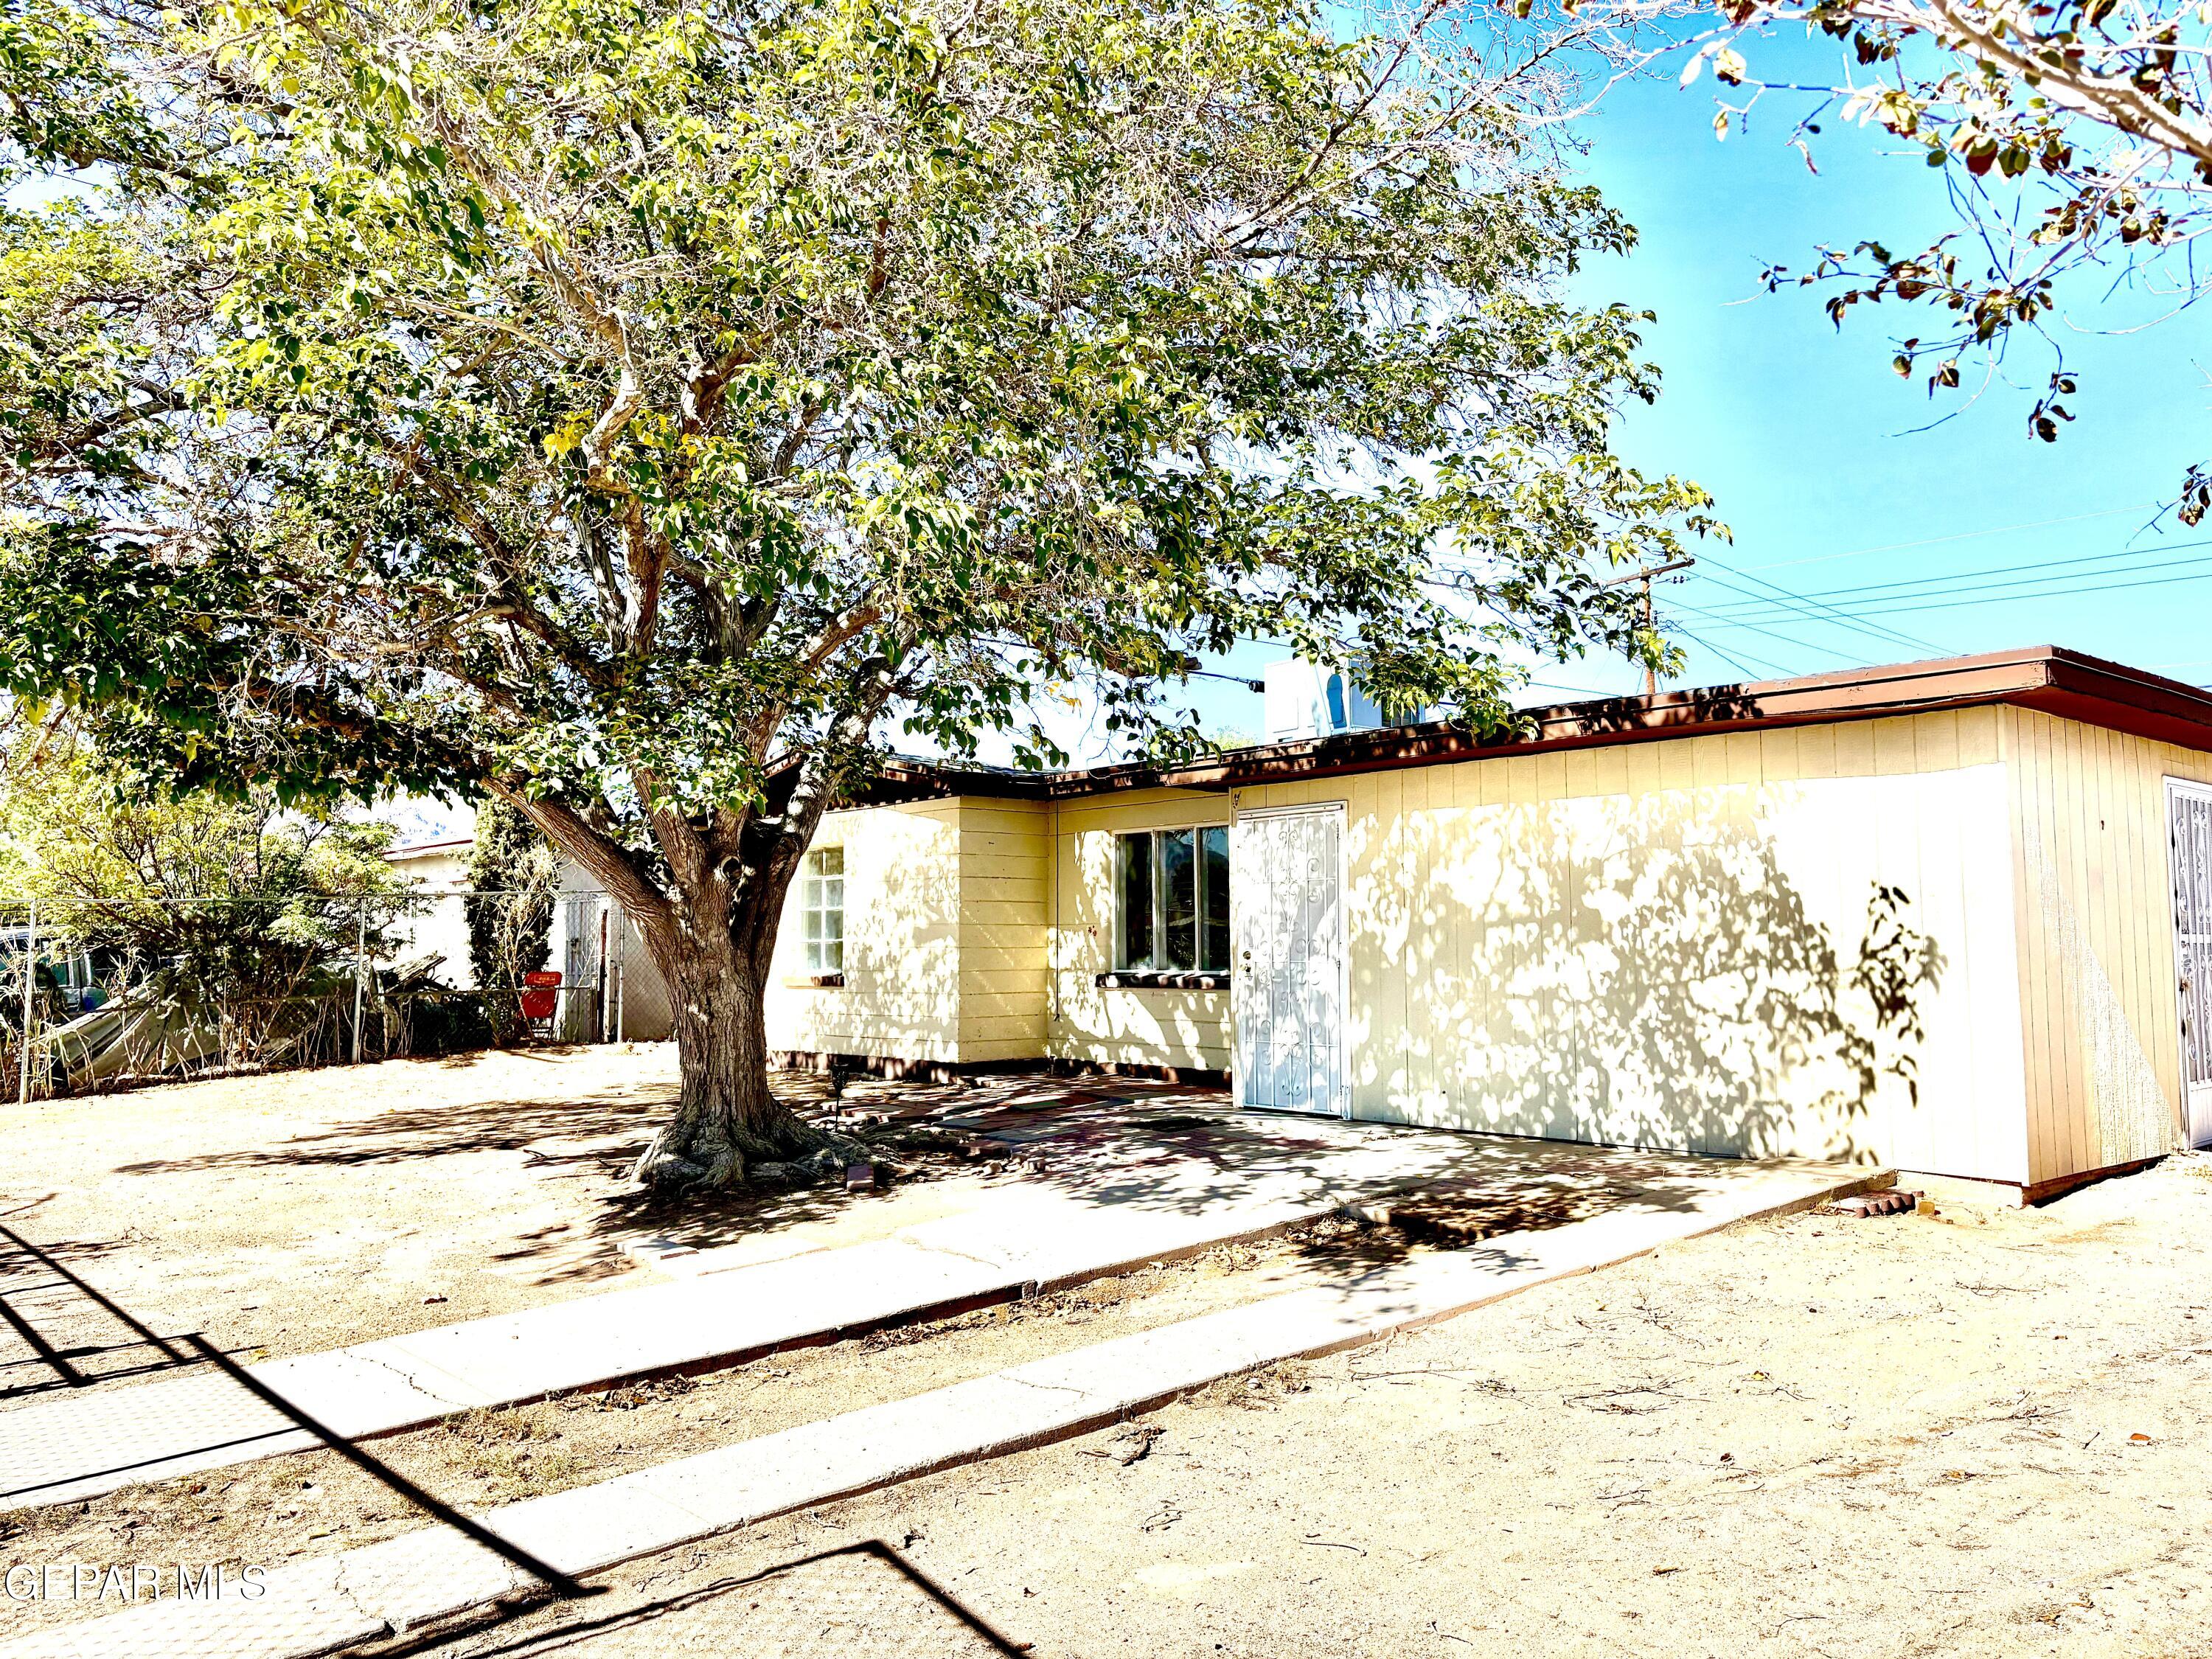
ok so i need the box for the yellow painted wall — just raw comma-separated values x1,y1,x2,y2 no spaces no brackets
958,797,1051,1062
1238,709,2033,1180
763,799,964,1065
1046,787,1234,1073
2004,708,2208,1186
765,703,2212,1189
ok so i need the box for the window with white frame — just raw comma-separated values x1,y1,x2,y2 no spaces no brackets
1114,827,1229,973
801,846,844,974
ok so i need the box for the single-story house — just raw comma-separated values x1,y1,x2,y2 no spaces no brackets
383,835,675,1043
765,647,2212,1203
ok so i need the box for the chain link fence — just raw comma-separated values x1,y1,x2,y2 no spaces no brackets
0,888,672,1102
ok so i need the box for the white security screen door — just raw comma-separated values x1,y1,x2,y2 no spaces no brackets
1231,804,1348,1116
2168,779,2212,1147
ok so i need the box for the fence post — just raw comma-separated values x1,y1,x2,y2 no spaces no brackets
351,898,367,1065
16,897,35,1106
595,903,609,1043
611,901,626,1044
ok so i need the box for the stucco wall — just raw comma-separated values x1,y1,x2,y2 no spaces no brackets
1238,709,2033,1181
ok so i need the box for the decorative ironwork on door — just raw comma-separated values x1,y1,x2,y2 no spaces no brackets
2167,781,2212,1147
1232,807,1346,1117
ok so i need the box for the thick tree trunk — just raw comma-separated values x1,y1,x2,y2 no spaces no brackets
629,923,827,1189
506,723,884,1195
632,928,816,1184
624,849,845,1186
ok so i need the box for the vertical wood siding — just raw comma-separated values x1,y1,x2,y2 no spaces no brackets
1240,709,2031,1179
2005,708,2212,1184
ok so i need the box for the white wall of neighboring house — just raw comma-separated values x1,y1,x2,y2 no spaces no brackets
381,838,477,987
381,832,675,1042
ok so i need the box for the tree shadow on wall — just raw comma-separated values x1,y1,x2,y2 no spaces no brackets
820,786,1958,1260
1388,788,1947,1166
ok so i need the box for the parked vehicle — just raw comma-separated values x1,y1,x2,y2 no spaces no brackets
0,930,119,1018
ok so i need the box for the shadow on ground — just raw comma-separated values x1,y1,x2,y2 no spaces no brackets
80,1060,1823,1290
390,1540,1025,1659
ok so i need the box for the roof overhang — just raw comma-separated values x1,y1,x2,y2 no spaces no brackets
838,647,2212,806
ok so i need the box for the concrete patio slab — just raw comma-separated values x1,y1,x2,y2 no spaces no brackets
0,1153,1879,1659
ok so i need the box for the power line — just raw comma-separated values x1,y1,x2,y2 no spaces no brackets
1698,551,1955,653
1660,594,1844,671
1669,624,1780,682
1520,679,1631,699
1746,502,2158,573
1700,535,2212,618
1687,557,1953,658
1765,558,2212,621
1704,546,2212,623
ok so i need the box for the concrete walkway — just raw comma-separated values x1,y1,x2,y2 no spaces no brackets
0,1155,1879,1659
1,1105,1522,1512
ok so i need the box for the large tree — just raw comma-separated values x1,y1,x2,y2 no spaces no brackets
0,0,1714,1187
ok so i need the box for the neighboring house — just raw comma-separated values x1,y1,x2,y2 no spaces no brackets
380,836,476,988
383,834,675,1043
762,647,2212,1203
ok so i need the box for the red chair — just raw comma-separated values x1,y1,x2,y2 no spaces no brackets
519,970,562,1023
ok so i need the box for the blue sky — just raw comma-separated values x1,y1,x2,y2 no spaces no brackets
1128,24,2212,755
1561,29,2212,700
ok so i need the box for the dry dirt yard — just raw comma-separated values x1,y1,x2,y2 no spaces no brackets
0,1217,1402,1642
10,1052,2212,1658
400,1158,2212,1659
0,1044,1443,1646
0,1045,696,1370
0,1042,1026,1374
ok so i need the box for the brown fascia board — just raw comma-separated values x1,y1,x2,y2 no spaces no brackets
2015,647,2212,752
832,647,2212,807
837,757,1049,807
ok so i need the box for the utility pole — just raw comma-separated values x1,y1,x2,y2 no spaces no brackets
1598,557,1697,699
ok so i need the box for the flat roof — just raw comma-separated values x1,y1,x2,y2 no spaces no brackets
384,837,475,860
849,646,2212,804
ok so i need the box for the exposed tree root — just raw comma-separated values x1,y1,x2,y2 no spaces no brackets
630,1105,869,1192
